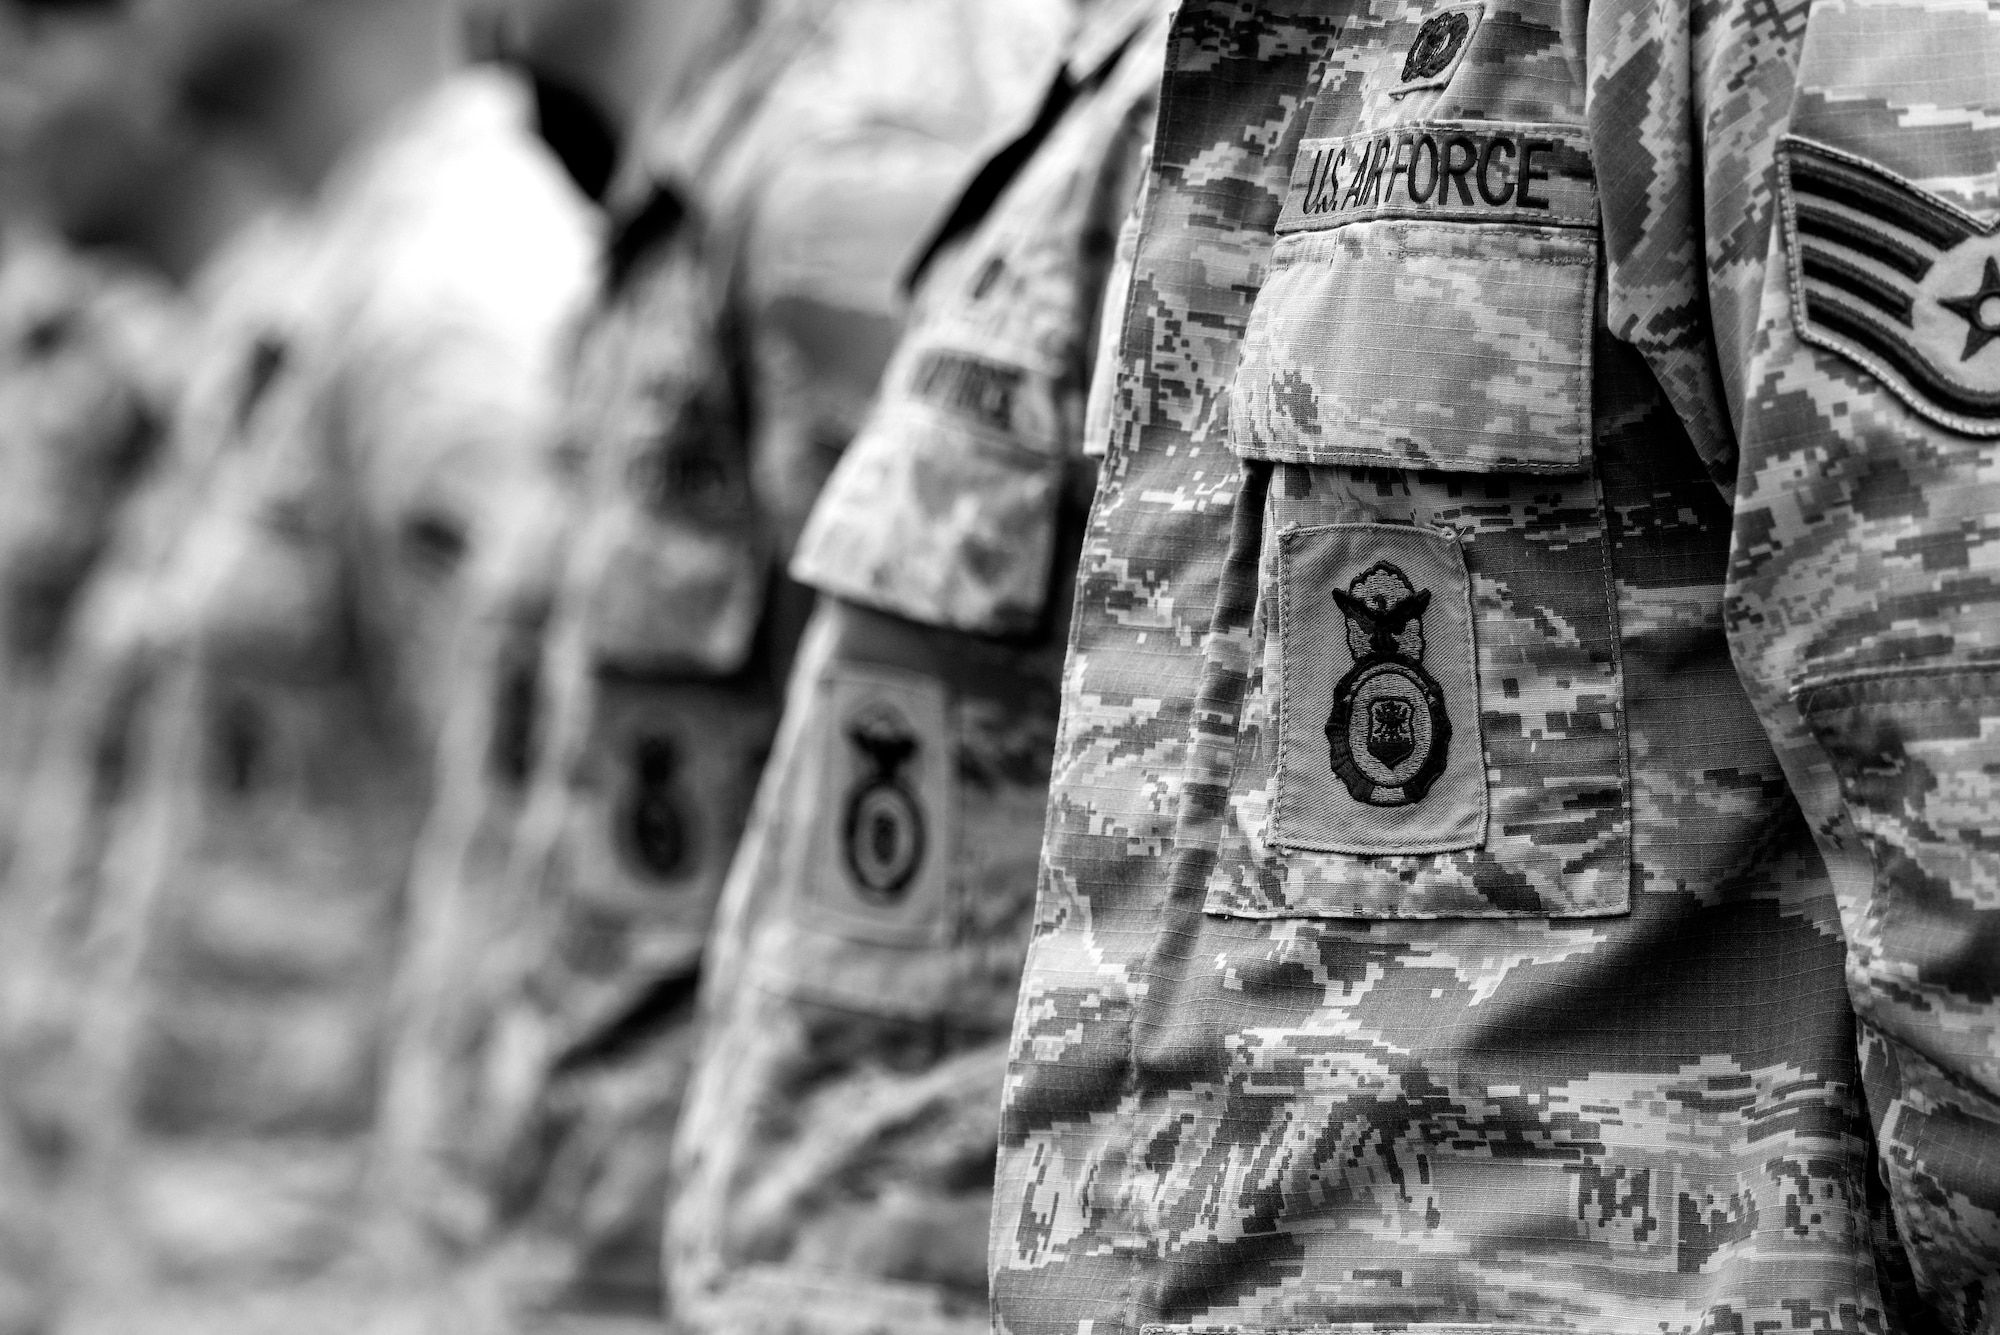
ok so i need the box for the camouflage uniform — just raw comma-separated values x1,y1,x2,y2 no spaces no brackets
0,228,183,1335
659,6,1168,1333
0,233,179,676
0,227,179,920
35,65,594,1282
991,1,2000,1332
405,1,1070,1320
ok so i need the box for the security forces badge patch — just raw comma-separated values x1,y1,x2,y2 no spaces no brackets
1275,523,1486,857
803,665,954,947
1327,562,1452,806
1780,135,2000,436
620,734,693,880
841,704,927,905
1390,3,1484,96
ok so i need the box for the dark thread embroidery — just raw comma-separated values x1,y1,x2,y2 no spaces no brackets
908,349,1023,433
1781,137,2000,432
842,704,926,904
1939,255,2000,362
623,734,692,881
1327,562,1453,807
1402,10,1471,83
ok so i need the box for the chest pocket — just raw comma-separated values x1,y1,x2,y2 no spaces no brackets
1207,0,1630,920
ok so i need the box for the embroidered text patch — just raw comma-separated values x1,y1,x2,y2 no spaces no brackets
1278,121,1596,235
1779,135,2000,436
1274,522,1486,856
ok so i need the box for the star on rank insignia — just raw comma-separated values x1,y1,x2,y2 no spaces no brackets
1779,135,2000,435
1326,562,1453,807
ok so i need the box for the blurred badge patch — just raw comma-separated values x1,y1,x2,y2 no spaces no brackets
805,666,954,946
842,707,927,902
1780,136,2000,436
1275,522,1486,856
619,734,694,881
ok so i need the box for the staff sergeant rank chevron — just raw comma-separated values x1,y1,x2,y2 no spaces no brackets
1781,135,2000,435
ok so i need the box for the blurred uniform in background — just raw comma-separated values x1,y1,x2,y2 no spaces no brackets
0,225,188,1335
0,6,264,1326
367,0,759,1320
660,5,1167,1332
0,231,180,867
374,0,1068,1324
10,0,598,1310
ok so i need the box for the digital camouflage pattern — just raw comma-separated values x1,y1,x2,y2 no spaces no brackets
994,0,2000,1332
391,1,1070,1320
662,8,1166,1333
17,66,595,1284
792,0,1168,638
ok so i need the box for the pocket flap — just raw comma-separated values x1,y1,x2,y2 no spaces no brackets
1230,219,1597,473
791,352,1067,638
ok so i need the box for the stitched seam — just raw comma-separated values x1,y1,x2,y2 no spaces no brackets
1793,661,2000,701
1582,461,1631,908
1273,525,1297,852
1810,695,2000,709
1275,232,1598,265
1233,447,1590,472
1284,209,1600,233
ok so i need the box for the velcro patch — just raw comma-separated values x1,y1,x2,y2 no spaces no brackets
1274,522,1486,856
1388,3,1483,95
802,666,954,947
1779,135,2000,436
1278,121,1595,235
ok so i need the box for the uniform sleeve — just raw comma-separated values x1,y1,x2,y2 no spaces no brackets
1592,0,2000,1328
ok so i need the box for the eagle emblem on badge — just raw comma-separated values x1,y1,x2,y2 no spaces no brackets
842,704,926,905
1327,562,1453,807
1780,136,2000,436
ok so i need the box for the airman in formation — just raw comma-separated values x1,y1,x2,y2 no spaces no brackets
0,0,1994,1332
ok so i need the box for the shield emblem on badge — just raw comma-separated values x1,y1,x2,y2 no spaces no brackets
1327,562,1454,807
1367,696,1417,769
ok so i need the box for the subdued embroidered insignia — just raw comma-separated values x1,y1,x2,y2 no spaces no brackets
1779,136,2000,436
1389,4,1482,95
1326,563,1453,806
1403,10,1470,81
841,704,927,904
1272,523,1485,857
802,666,953,946
620,734,691,881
